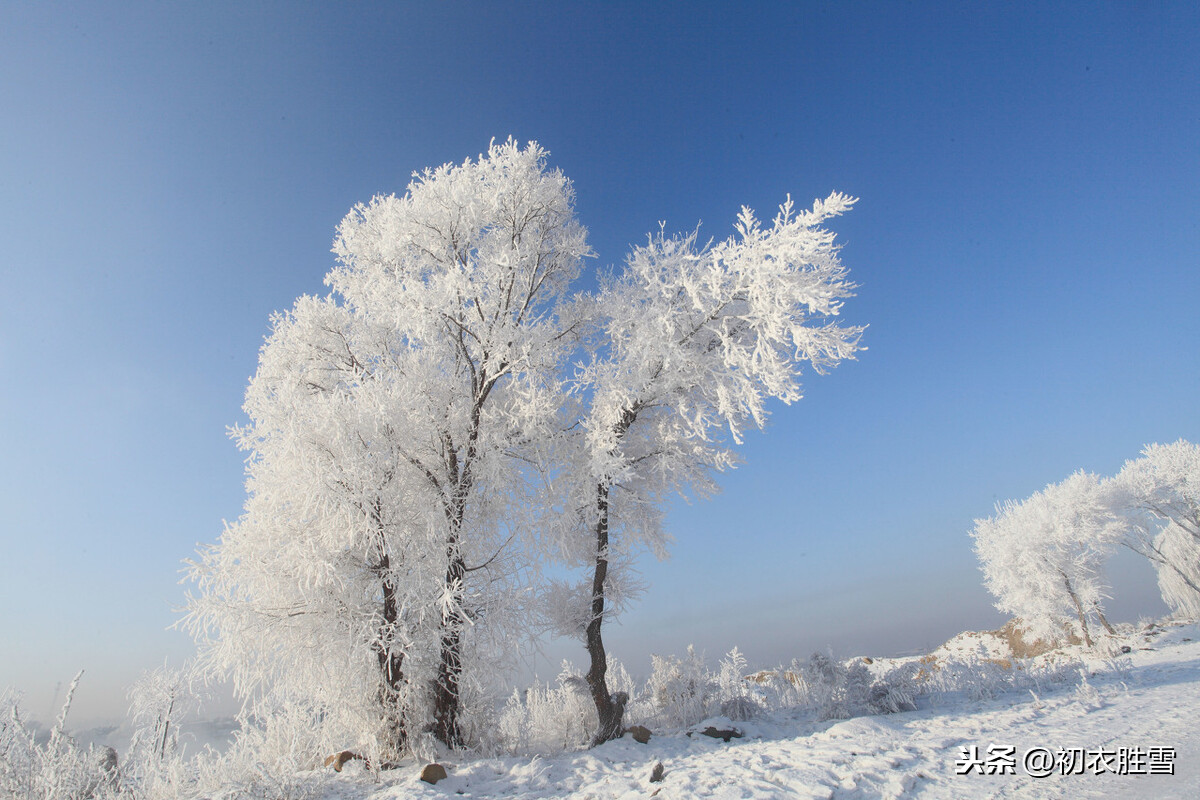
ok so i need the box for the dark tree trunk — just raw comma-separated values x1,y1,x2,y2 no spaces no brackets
369,496,407,754
158,696,174,760
428,375,498,749
376,563,407,752
585,482,627,745
1095,606,1117,636
583,407,638,747
432,546,466,748
429,386,495,749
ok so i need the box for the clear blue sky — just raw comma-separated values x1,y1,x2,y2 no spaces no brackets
2,2,1197,725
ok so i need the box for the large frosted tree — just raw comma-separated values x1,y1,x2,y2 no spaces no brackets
186,140,589,753
1109,440,1200,543
550,196,864,743
972,471,1123,647
184,296,439,755
1107,440,1200,618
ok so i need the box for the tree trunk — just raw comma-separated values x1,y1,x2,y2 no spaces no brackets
1095,606,1117,636
158,695,175,760
432,546,466,748
370,500,407,753
585,482,627,746
428,390,492,749
1060,571,1094,647
376,564,407,752
432,482,470,748
583,407,638,747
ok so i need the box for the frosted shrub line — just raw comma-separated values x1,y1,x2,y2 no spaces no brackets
0,632,1142,798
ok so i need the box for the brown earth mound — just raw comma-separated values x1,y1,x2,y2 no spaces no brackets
996,619,1081,658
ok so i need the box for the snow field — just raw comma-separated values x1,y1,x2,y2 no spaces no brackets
255,621,1200,800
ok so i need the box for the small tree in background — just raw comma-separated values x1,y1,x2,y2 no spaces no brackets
127,662,198,763
973,471,1123,647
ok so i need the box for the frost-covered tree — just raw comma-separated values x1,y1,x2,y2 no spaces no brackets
187,140,864,754
552,195,863,743
127,662,201,764
185,139,589,753
1107,440,1200,617
185,296,436,755
1110,440,1200,542
1150,523,1200,618
972,471,1123,647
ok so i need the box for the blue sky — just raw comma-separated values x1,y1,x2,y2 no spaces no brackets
1,2,1197,725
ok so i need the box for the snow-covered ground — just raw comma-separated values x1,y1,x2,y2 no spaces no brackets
288,621,1200,800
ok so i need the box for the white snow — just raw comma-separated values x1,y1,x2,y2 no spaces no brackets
241,620,1200,800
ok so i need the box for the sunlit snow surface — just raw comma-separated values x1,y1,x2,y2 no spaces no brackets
218,622,1200,799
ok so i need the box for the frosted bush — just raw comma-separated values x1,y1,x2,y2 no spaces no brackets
715,647,762,721
497,663,596,755
0,691,40,798
115,690,350,800
928,657,1013,702
112,661,216,797
1101,655,1135,684
605,657,638,709
796,652,838,717
455,654,640,757
127,699,336,800
1073,669,1105,710
639,646,765,728
869,662,920,714
631,646,922,731
0,678,203,800
0,673,339,800
233,694,347,770
751,660,808,710
646,646,715,728
916,650,1082,706
793,652,914,720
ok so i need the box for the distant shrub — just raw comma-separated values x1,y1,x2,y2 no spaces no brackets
645,646,715,729
715,648,762,721
790,652,916,720
0,677,111,800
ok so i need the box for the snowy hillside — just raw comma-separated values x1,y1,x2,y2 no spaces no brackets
241,620,1200,800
